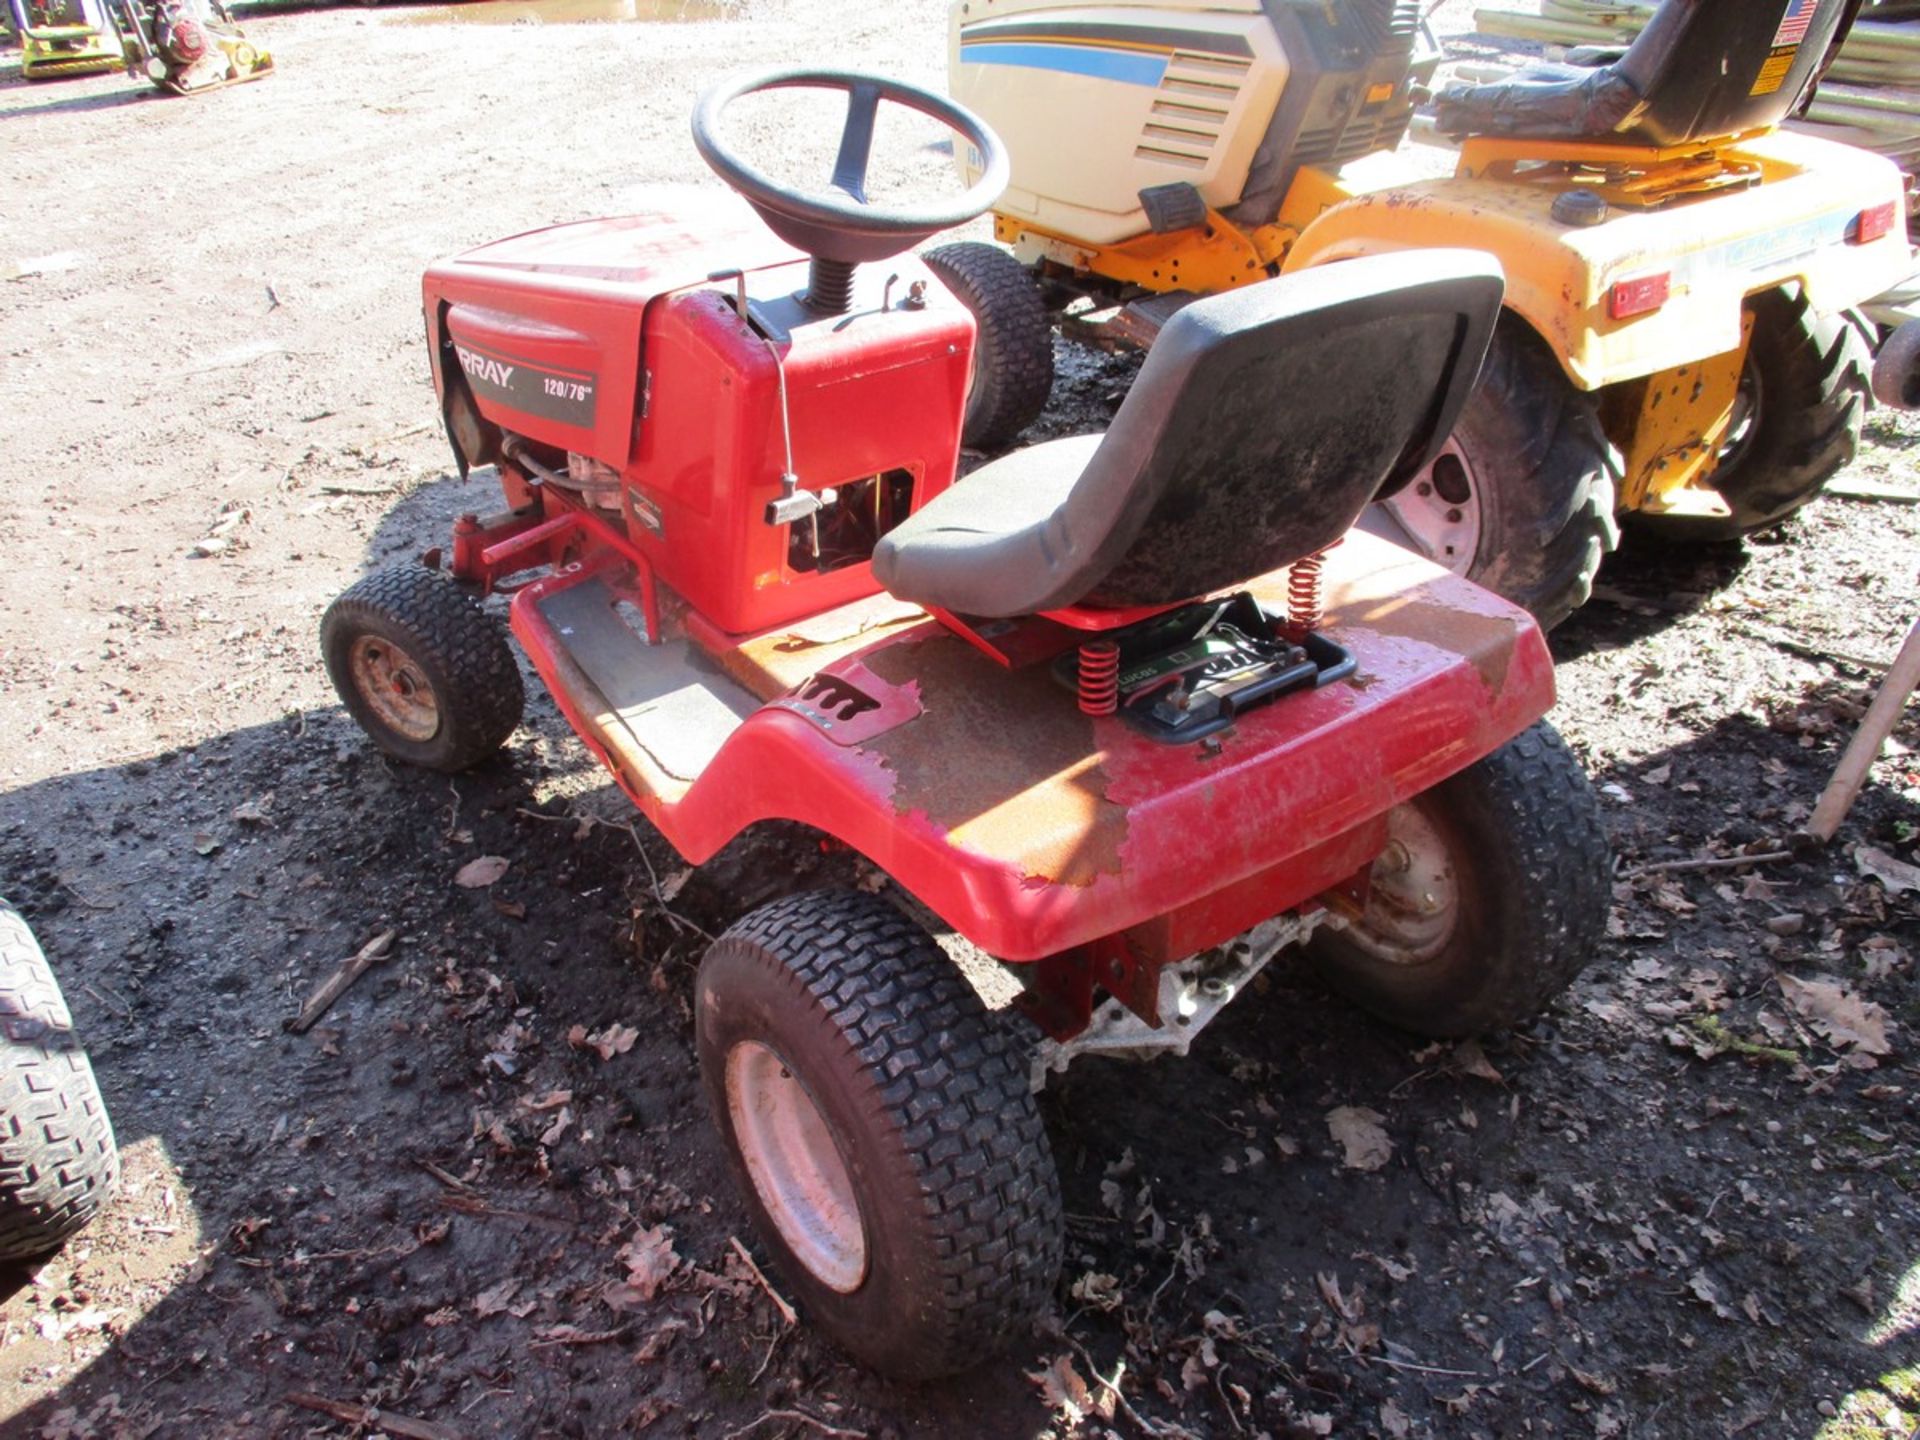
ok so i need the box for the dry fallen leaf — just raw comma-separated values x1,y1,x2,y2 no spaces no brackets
582,1022,638,1060
455,855,511,888
1069,1271,1123,1312
474,1277,522,1317
1855,845,1920,897
1327,1106,1392,1171
1451,1040,1504,1083
605,1224,681,1310
1316,1270,1362,1323
1778,973,1892,1056
1688,1269,1738,1321
1027,1353,1094,1422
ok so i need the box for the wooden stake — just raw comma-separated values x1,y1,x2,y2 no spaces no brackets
1807,616,1920,843
285,1391,463,1440
285,929,396,1033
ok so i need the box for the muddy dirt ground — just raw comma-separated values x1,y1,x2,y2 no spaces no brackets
4,3,1920,1437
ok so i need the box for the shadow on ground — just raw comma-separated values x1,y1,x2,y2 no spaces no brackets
1,589,1916,1435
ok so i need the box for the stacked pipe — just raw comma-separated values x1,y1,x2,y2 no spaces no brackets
1466,1,1920,177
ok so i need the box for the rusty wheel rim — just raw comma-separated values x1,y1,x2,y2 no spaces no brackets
347,634,440,744
1343,803,1460,967
726,1040,867,1294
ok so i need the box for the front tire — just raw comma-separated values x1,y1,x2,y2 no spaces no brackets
696,889,1062,1380
321,565,524,773
1306,721,1607,1037
0,902,118,1261
1637,287,1869,542
1372,320,1620,630
924,241,1055,450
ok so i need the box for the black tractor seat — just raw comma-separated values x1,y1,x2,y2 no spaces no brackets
872,250,1504,621
1434,0,1854,148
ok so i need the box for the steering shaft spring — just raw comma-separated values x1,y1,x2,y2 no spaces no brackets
1077,640,1120,717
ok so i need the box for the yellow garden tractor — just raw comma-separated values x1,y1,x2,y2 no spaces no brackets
7,0,124,79
942,0,1914,625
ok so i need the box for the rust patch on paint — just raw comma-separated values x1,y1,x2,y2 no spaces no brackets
1331,592,1521,694
1319,536,1524,694
862,635,1128,887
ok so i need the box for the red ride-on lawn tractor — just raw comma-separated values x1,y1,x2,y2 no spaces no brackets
322,69,1608,1377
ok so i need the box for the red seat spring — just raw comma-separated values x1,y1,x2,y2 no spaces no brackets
1077,639,1120,716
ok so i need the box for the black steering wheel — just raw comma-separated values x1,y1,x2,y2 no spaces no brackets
691,68,1010,267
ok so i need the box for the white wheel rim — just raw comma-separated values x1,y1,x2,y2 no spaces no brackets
726,1040,867,1293
1372,438,1484,576
1344,803,1460,966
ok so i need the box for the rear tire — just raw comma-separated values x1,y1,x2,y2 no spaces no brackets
1635,287,1868,542
321,565,523,773
696,889,1062,1379
0,902,118,1261
1374,320,1620,630
924,242,1055,450
1305,721,1607,1037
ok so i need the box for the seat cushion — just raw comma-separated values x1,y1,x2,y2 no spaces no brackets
1435,0,1851,148
876,251,1505,620
1434,62,1643,141
871,434,1098,617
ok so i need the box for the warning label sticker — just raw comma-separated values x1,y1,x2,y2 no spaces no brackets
1752,0,1821,95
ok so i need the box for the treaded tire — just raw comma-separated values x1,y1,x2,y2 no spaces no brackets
0,901,118,1261
1305,721,1607,1037
321,565,523,773
1387,319,1620,630
696,889,1063,1379
1635,287,1869,542
924,241,1055,450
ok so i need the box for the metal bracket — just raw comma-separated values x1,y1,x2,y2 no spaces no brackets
1028,910,1323,1091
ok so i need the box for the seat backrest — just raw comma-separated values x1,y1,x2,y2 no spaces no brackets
1612,0,1851,147
1059,250,1503,610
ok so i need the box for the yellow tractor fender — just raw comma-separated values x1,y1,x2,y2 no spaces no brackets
1281,137,1908,397
1283,184,1590,383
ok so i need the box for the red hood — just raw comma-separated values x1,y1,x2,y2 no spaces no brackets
447,187,801,303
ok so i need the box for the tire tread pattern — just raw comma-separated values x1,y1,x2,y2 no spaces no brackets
1465,321,1622,630
1309,720,1608,1036
0,902,118,1261
716,890,1062,1375
321,565,523,772
1467,720,1611,1028
924,242,1055,450
1708,286,1869,537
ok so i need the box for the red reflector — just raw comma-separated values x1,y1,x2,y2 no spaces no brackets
1851,201,1897,245
1609,273,1670,320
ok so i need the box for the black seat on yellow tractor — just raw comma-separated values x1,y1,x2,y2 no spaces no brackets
1434,0,1855,147
872,251,1503,620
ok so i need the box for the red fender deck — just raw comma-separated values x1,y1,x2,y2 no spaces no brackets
510,529,1555,964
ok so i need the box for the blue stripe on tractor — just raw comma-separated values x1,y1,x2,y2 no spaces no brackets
959,41,1168,88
